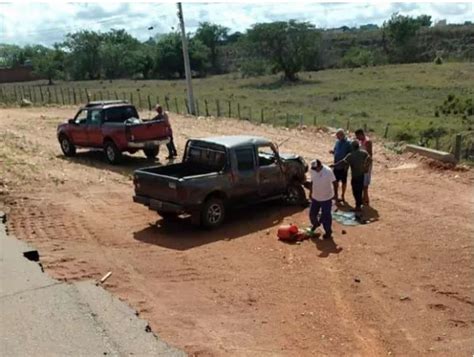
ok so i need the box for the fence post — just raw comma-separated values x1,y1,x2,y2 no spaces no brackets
216,99,221,117
115,91,119,100
300,113,303,127
261,108,264,123
165,97,170,111
32,86,37,103
435,136,440,150
184,98,189,114
138,92,142,108
72,88,77,104
47,87,52,104
346,118,350,131
28,86,33,102
156,96,160,106
13,86,18,102
174,97,179,113
39,86,44,103
130,92,133,105
248,107,252,121
363,123,367,133
147,95,152,111
383,123,390,138
204,99,209,117
273,110,276,123
228,101,231,117
195,99,200,116
53,87,59,104
454,134,462,162
237,103,241,119
286,113,289,127
313,116,317,126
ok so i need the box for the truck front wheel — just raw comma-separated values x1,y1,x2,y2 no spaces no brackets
201,198,225,228
284,184,307,206
59,135,76,157
104,140,122,164
143,147,159,161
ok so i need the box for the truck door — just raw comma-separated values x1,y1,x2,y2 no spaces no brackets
257,145,286,197
70,109,88,146
86,109,103,148
232,147,258,202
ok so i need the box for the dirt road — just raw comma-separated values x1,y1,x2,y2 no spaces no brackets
1,107,473,356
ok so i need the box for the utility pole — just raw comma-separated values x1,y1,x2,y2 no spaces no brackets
177,2,196,115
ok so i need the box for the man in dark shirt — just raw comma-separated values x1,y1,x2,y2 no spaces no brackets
332,140,371,212
329,128,352,203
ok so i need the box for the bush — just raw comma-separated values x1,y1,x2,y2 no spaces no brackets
239,59,271,78
434,56,443,65
395,129,415,142
342,47,375,68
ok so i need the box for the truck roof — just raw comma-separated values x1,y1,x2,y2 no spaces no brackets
195,135,272,149
84,100,131,110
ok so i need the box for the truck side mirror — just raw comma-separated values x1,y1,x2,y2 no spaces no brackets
68,118,75,124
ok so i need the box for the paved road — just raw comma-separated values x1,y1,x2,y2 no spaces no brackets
0,212,185,357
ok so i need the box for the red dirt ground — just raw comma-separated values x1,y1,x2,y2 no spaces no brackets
1,107,473,356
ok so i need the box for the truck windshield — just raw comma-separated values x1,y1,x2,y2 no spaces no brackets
185,142,226,171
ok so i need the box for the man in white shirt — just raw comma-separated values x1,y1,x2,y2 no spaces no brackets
309,159,337,239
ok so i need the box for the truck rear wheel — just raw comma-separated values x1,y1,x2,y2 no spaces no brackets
104,140,122,164
284,184,306,206
59,135,76,157
201,198,225,228
144,147,159,161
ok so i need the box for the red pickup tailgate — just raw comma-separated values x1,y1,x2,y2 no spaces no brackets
129,120,170,142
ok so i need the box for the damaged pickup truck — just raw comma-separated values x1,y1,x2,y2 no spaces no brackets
133,135,308,228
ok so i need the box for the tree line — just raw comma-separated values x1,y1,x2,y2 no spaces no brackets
1,13,472,83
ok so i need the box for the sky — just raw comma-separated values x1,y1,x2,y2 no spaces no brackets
0,1,472,46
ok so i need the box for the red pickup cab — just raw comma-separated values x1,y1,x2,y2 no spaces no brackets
57,101,171,164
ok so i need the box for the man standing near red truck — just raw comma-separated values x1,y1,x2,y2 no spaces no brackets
154,104,178,159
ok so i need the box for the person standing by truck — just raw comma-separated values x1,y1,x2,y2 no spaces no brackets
153,104,178,159
355,129,373,206
329,128,352,204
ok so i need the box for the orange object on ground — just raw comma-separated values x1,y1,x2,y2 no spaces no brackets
277,224,299,240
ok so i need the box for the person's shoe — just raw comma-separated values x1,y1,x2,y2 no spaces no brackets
323,232,333,240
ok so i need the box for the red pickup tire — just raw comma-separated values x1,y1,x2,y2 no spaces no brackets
143,147,159,161
59,135,76,157
104,140,122,164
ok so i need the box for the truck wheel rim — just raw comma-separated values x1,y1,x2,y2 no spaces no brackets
207,204,222,224
61,138,70,153
106,146,115,161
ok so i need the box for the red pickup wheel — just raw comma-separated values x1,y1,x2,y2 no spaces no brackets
143,147,159,161
104,140,122,164
59,135,76,157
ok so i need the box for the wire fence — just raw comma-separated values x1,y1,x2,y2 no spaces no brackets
1,83,473,161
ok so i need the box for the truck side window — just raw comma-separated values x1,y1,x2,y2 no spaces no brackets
75,109,88,124
235,148,255,171
88,109,102,125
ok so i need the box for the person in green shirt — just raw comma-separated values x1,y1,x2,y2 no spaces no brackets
332,140,371,212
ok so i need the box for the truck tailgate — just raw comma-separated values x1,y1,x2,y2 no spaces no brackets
134,169,181,203
129,120,169,142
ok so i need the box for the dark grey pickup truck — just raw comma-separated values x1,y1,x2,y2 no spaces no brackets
133,135,308,228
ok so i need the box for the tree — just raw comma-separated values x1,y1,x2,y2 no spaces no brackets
244,20,321,81
154,32,209,79
194,22,229,74
31,46,64,85
100,29,141,79
383,13,432,63
61,30,103,80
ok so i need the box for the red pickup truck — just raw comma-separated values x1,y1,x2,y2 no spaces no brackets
57,101,171,164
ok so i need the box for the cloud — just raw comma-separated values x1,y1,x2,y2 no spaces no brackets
0,2,472,47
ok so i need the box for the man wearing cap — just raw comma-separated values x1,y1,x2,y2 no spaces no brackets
308,159,337,239
329,128,352,203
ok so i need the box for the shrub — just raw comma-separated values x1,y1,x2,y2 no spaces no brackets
342,47,375,68
239,59,271,78
434,56,443,65
395,130,415,142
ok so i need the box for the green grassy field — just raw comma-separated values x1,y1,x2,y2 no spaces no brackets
1,62,473,153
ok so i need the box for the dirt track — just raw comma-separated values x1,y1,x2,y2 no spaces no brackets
1,107,473,356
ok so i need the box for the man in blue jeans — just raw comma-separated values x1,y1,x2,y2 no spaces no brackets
309,159,337,239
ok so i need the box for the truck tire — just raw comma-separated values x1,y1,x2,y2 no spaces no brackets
284,184,306,206
201,198,225,228
59,135,76,157
144,147,159,161
104,140,122,164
